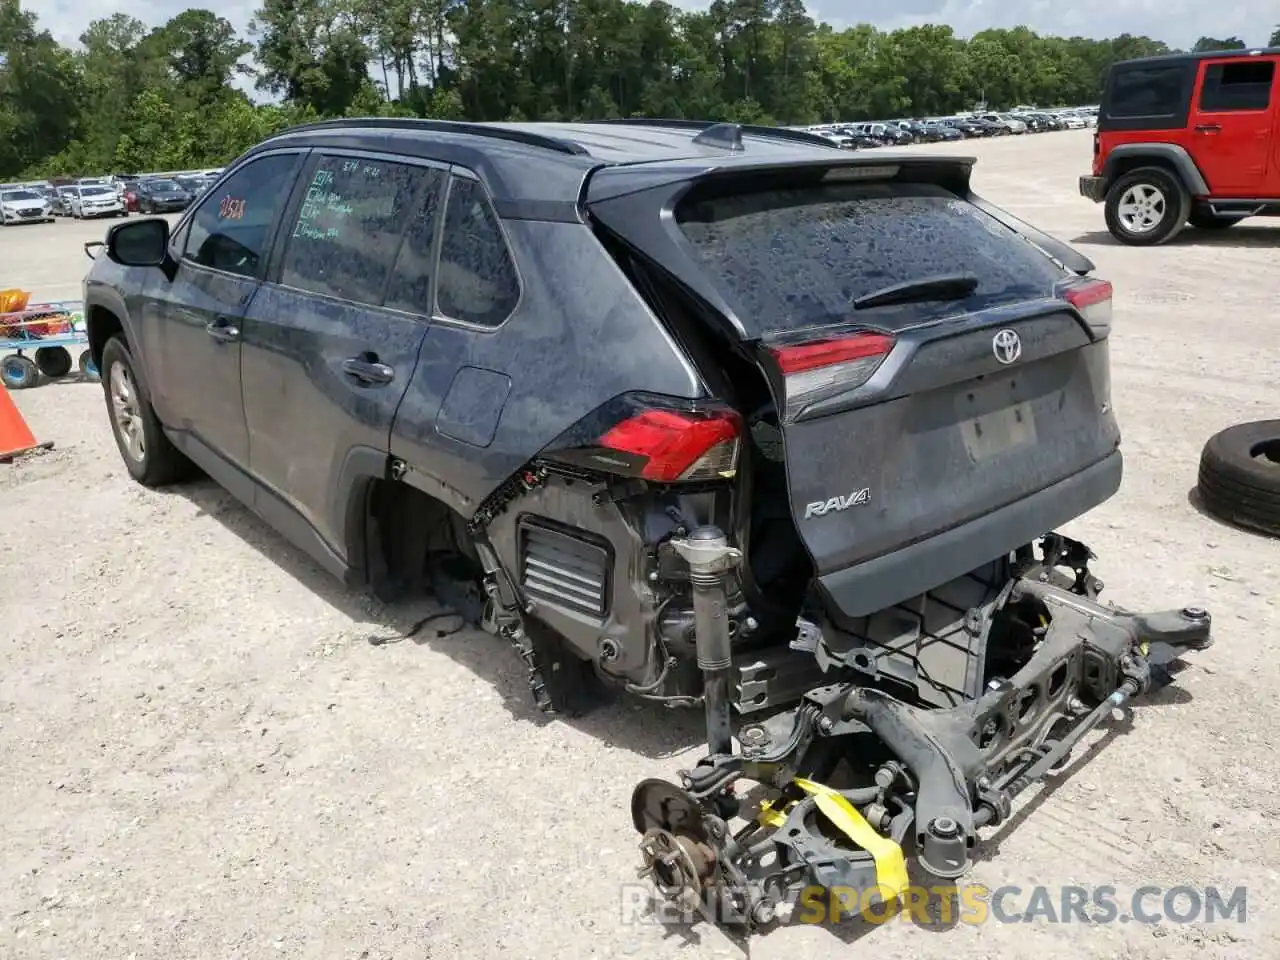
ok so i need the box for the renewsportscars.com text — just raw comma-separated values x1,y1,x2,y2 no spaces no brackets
621,883,1248,927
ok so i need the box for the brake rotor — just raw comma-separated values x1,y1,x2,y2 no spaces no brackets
631,779,721,911
630,778,711,842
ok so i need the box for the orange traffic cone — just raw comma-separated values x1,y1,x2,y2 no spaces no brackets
0,385,54,462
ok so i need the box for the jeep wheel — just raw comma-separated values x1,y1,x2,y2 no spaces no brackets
101,335,196,487
1188,209,1244,230
1104,167,1189,246
1197,420,1280,538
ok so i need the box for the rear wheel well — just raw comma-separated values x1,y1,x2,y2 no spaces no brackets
86,305,124,367
1105,155,1187,194
363,477,484,606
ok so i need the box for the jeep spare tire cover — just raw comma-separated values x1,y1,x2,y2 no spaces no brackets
1197,420,1280,538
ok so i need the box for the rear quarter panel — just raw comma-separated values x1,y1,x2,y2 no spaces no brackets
388,218,706,516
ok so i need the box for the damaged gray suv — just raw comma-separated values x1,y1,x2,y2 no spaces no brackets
83,117,1212,930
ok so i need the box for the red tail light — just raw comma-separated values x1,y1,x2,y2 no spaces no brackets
599,408,742,482
766,332,896,421
768,333,896,374
1061,278,1112,337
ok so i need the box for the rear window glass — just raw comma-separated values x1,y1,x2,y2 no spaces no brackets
1106,64,1189,117
676,182,1066,335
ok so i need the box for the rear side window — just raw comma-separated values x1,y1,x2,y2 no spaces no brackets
184,153,299,279
435,177,520,327
1107,64,1189,117
279,156,434,306
676,182,1066,336
1199,60,1275,112
383,167,448,315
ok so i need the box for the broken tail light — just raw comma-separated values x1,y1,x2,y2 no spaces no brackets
541,393,742,484
600,409,741,482
766,331,896,421
1061,278,1112,337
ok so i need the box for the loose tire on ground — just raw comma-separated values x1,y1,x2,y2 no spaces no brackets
1,354,39,389
1103,166,1190,246
34,345,73,378
78,349,100,382
100,335,196,487
1197,420,1280,538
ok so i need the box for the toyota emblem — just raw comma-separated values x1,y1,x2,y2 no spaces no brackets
992,328,1022,365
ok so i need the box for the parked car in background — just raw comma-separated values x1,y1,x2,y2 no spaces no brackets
979,113,1026,134
944,117,987,137
174,174,212,198
0,187,54,225
135,178,194,214
119,180,145,213
48,187,75,216
70,184,126,219
1080,46,1280,245
923,120,964,141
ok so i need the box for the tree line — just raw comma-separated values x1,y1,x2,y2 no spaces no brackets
2,0,1279,181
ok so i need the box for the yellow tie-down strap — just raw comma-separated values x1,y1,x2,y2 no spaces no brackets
758,778,910,903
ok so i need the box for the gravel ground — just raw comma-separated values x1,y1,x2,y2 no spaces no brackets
2,130,1278,959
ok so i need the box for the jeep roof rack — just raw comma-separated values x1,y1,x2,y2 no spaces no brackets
273,117,592,156
1114,45,1280,67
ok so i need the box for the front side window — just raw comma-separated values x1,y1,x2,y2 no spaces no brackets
1200,60,1276,112
278,155,436,307
184,153,300,280
435,177,521,327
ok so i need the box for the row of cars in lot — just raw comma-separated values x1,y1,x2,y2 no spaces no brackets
0,168,222,225
806,105,1097,148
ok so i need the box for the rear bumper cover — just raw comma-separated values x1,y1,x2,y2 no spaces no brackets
818,451,1122,619
1079,175,1107,202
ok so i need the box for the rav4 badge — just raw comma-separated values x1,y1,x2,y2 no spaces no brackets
804,487,872,519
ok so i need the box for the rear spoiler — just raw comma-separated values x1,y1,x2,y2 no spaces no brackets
968,195,1095,276
584,153,979,204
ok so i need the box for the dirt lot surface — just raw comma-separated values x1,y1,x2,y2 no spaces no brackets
3,130,1278,959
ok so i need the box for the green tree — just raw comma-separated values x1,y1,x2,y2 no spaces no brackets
0,0,1199,181
1192,36,1247,52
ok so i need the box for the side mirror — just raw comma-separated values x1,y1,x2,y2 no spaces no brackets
105,217,170,267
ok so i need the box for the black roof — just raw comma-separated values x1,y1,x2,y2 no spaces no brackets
253,117,882,208
1112,46,1280,69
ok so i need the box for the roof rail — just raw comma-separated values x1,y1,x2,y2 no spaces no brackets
270,117,591,156
585,117,842,150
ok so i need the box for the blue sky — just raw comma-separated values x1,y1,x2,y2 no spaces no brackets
23,0,1279,102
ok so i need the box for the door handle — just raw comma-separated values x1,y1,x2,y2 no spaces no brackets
205,317,240,342
1194,123,1221,133
343,357,395,385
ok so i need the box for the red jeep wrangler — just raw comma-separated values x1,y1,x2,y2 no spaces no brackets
1080,47,1280,245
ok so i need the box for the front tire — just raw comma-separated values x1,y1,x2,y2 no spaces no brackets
1104,167,1189,246
100,336,195,487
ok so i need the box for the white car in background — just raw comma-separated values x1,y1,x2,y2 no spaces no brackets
69,184,126,219
1056,112,1088,129
0,187,54,225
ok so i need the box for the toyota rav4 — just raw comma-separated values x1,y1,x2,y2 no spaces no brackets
83,117,1212,931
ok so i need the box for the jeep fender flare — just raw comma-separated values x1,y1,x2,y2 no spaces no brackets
1102,144,1209,198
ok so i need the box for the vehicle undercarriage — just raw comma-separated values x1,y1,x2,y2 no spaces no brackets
373,468,1213,932
627,527,1212,929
